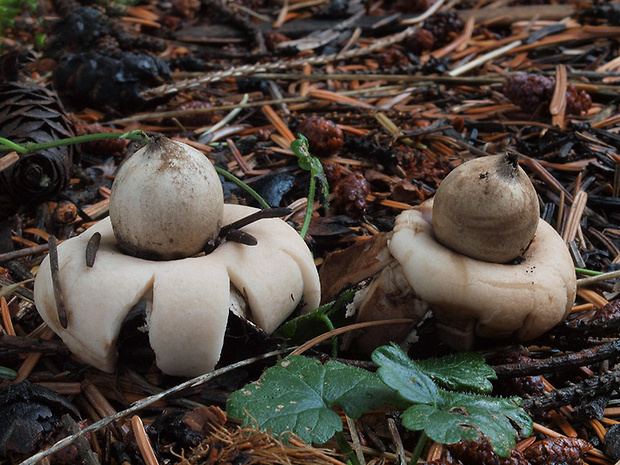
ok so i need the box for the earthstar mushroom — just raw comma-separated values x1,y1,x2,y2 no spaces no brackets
320,154,576,351
432,153,540,264
110,135,224,260
34,137,321,376
388,199,576,348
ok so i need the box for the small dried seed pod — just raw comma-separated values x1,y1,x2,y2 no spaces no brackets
52,200,78,225
403,29,435,54
110,136,223,260
296,117,344,157
432,153,539,263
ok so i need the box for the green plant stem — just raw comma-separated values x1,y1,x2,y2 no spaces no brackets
575,267,602,276
0,366,17,381
409,431,428,465
299,175,315,239
214,166,271,210
0,137,27,153
335,431,361,465
0,130,275,213
0,130,149,155
318,313,338,358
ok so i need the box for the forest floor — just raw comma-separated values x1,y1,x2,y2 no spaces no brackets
3,0,620,464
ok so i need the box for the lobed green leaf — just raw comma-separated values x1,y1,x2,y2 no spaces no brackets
373,344,532,458
417,352,497,394
371,344,440,405
227,355,400,444
401,390,532,457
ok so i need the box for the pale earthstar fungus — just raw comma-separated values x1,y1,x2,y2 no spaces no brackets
320,153,577,352
34,136,321,377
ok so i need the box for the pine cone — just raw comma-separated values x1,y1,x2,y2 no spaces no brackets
503,75,592,116
422,11,464,46
447,440,529,465
0,82,78,204
332,171,370,219
522,437,591,465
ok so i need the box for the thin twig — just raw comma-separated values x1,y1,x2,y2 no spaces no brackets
290,319,415,356
492,340,620,377
140,0,446,99
578,269,620,287
0,333,69,354
19,348,293,465
60,415,100,465
0,244,49,263
522,369,620,413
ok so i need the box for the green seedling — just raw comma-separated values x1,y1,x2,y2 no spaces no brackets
290,134,329,238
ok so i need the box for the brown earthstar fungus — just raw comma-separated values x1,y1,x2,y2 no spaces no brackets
320,154,576,352
34,136,321,377
387,199,576,348
432,153,540,264
109,135,224,260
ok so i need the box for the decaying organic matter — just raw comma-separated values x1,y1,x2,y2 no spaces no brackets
0,381,80,459
7,0,620,463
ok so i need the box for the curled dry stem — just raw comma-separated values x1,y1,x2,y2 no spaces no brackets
203,207,292,254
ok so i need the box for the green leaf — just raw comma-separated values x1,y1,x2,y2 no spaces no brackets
417,352,497,394
274,289,355,343
401,390,533,457
0,0,36,29
373,344,532,458
372,344,440,405
290,135,312,171
227,355,399,444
